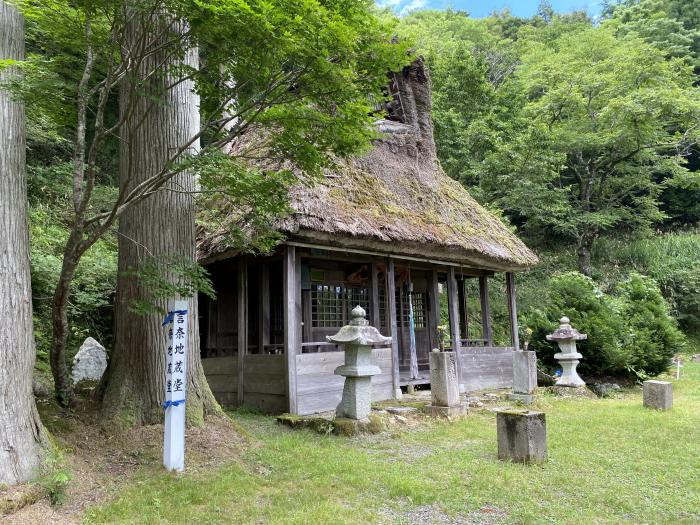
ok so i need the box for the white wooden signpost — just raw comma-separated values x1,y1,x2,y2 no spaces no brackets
163,299,188,472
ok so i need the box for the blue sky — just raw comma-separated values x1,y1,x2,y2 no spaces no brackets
379,0,601,18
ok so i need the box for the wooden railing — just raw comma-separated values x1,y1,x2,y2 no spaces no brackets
460,338,489,347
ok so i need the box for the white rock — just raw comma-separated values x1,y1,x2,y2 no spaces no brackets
72,337,108,384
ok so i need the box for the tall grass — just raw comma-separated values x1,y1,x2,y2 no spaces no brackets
593,231,700,278
593,231,700,334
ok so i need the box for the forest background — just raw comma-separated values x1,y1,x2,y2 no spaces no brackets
24,0,700,388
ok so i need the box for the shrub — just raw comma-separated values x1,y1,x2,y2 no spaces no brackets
29,206,116,375
526,272,628,376
525,271,683,378
616,273,685,376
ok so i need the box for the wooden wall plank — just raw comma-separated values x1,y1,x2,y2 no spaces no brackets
459,346,514,391
294,348,393,415
202,356,237,375
243,353,285,374
242,393,288,414
206,374,238,393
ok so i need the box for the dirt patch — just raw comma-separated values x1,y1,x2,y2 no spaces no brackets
2,395,246,524
381,502,507,525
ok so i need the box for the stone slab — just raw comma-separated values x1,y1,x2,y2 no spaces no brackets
549,385,597,399
386,406,418,415
643,380,672,410
496,409,547,464
427,403,468,418
507,393,534,405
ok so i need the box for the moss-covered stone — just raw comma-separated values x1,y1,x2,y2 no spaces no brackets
332,418,360,436
276,413,389,436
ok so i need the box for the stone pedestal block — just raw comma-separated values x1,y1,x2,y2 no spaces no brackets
496,410,547,464
643,380,673,410
429,351,459,407
512,351,537,394
428,351,467,417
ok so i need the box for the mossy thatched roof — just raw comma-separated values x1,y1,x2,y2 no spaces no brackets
198,59,538,271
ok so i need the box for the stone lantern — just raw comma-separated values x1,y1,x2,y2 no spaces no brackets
546,316,587,387
327,305,392,420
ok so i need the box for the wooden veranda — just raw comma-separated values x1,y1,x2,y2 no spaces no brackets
200,243,521,416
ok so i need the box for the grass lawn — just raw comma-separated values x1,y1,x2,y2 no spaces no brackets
83,364,700,524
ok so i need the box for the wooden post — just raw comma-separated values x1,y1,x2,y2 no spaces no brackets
284,246,300,414
370,262,381,329
479,275,493,346
258,260,270,354
386,258,401,398
447,267,463,389
506,272,520,351
457,277,468,341
427,269,440,351
237,258,248,405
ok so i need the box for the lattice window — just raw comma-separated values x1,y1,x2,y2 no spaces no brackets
311,284,370,328
346,286,370,315
411,293,426,329
398,290,426,329
378,286,387,329
311,284,344,328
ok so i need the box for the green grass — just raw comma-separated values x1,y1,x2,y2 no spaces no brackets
84,365,700,524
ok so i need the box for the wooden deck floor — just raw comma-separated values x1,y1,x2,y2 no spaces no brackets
399,367,431,386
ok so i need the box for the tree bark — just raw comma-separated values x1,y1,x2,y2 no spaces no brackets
50,233,81,407
100,13,218,426
576,233,594,277
0,1,47,484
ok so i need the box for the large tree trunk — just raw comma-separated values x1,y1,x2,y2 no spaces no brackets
100,14,218,426
0,1,47,484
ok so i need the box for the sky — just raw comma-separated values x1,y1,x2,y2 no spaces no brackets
379,0,601,18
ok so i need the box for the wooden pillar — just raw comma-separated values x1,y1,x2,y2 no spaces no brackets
506,272,520,351
258,260,270,354
370,262,381,329
479,275,493,346
386,258,401,398
447,267,463,388
457,277,469,341
237,258,248,405
427,269,440,351
284,246,300,414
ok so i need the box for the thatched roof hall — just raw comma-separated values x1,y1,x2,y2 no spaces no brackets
198,58,537,272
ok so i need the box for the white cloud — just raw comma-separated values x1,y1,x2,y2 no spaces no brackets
376,0,427,15
399,0,427,15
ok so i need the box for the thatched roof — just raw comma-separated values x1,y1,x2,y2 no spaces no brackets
198,59,538,272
